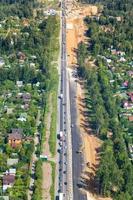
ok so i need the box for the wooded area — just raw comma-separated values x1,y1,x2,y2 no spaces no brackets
77,0,133,199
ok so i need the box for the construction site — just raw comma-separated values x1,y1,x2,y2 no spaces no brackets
65,0,112,200
65,0,98,66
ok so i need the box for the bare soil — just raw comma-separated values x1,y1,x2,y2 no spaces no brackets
42,163,52,200
66,0,98,66
76,78,112,200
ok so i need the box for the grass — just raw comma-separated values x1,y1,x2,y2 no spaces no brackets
50,161,56,200
49,88,58,156
41,92,50,152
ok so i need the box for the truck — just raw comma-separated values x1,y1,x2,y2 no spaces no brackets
40,155,48,161
59,193,64,200
58,131,63,140
60,93,63,99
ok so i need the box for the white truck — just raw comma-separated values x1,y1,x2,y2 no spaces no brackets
58,131,63,140
59,193,64,200
60,93,63,99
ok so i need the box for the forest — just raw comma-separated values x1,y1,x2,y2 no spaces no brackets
77,0,133,199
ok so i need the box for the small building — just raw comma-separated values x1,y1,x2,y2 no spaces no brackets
7,158,18,166
0,57,5,68
122,81,128,88
16,81,23,87
17,52,26,61
18,113,27,122
119,57,126,62
0,196,9,200
3,174,15,192
21,103,30,110
6,108,13,115
128,71,133,77
128,116,133,122
30,62,36,68
22,93,31,103
9,168,16,175
8,129,22,148
127,92,133,102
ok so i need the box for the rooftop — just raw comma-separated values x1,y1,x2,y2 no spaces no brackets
3,174,15,185
8,133,22,140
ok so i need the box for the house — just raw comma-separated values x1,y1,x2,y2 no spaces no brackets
8,129,22,148
17,52,26,61
3,174,15,192
128,116,133,122
16,92,23,98
9,168,16,175
30,62,36,68
16,81,23,87
22,19,30,27
116,16,122,22
30,55,37,59
0,196,9,200
18,113,27,122
6,108,13,115
119,57,126,62
0,57,5,67
128,71,133,77
7,158,18,166
22,93,31,103
106,58,112,64
122,81,128,88
123,101,129,108
21,103,29,110
123,101,133,110
127,92,133,102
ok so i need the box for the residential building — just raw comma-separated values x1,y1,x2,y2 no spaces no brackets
3,174,15,192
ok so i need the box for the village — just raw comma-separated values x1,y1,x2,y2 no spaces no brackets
0,15,49,199
96,47,133,160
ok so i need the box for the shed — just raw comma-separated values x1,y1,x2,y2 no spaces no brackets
7,158,18,166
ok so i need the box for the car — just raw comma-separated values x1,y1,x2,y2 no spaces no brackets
59,168,62,172
76,150,82,154
71,124,74,128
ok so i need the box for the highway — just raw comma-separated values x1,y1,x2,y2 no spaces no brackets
69,76,87,200
56,0,87,199
56,0,69,198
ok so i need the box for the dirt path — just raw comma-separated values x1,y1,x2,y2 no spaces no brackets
28,110,41,200
42,95,53,200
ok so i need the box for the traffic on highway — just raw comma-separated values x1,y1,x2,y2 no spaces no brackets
56,0,87,200
56,0,68,199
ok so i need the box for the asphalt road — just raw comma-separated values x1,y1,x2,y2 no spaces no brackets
56,0,68,197
69,77,87,200
56,0,87,199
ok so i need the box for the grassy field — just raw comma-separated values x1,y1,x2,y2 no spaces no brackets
50,161,56,200
49,88,58,156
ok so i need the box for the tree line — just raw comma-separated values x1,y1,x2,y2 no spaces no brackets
77,42,133,200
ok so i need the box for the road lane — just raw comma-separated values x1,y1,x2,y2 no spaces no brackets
69,75,87,200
